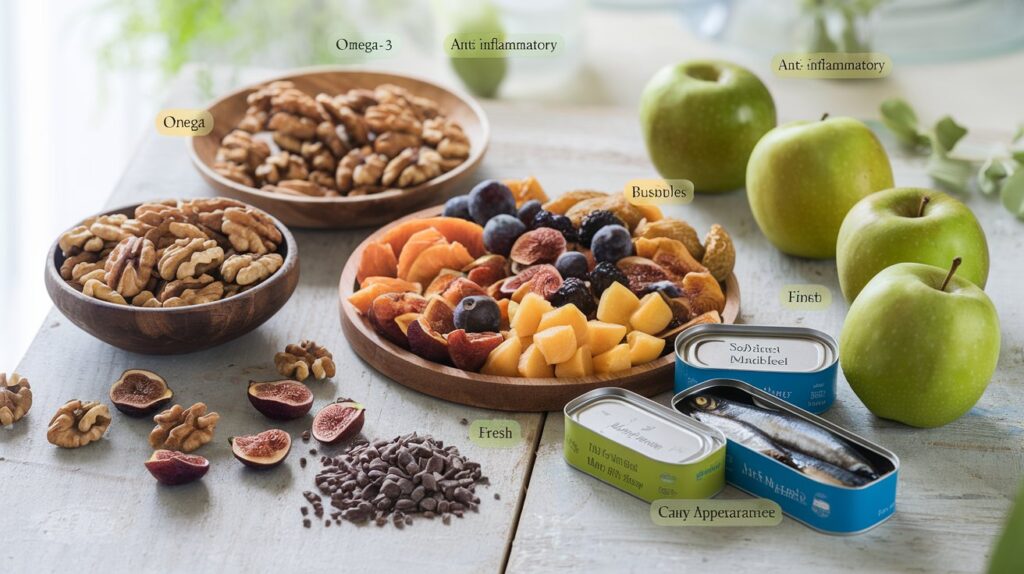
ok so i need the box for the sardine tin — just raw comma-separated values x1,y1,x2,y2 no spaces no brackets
672,379,899,535
564,387,726,502
675,324,839,413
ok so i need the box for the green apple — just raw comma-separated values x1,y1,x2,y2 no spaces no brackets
639,60,776,192
839,259,1000,428
837,187,989,303
990,479,1024,574
746,116,894,259
439,0,507,98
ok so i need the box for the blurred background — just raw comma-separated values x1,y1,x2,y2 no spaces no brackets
2,0,1023,369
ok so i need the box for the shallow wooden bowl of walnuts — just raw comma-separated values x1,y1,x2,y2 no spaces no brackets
190,68,489,229
44,200,299,355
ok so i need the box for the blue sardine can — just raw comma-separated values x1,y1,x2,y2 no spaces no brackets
672,379,899,535
674,323,839,413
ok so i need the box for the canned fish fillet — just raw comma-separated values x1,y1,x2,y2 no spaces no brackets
563,387,726,502
675,324,839,413
673,379,899,534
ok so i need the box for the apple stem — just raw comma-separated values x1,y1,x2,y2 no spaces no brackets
821,113,830,121
940,257,962,292
917,195,931,217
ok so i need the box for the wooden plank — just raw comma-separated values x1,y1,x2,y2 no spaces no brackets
506,114,1024,573
0,68,543,573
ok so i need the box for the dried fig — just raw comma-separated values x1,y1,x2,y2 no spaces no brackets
658,309,722,340
616,256,673,294
635,237,708,281
463,254,509,287
499,264,563,300
312,399,365,444
230,429,292,469
682,272,726,316
441,277,488,307
701,224,736,282
367,291,428,347
109,369,173,416
509,228,567,266
634,218,705,260
247,380,313,420
447,329,503,372
145,450,210,486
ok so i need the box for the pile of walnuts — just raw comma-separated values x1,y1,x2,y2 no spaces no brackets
57,197,285,308
212,81,470,197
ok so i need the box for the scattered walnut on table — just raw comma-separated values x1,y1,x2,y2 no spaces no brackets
46,399,111,448
0,372,32,426
149,402,220,452
275,340,336,381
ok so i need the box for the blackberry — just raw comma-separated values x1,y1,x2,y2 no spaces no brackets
549,277,596,316
588,262,629,298
532,210,577,243
578,210,625,248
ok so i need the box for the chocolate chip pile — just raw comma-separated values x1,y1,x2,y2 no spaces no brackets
303,432,486,528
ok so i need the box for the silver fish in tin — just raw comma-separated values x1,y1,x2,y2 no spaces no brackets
685,394,877,479
688,409,794,465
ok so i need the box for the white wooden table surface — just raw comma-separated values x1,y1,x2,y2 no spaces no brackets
3,68,1022,574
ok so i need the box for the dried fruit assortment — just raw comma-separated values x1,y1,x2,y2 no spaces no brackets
212,81,471,197
348,177,736,378
56,198,285,308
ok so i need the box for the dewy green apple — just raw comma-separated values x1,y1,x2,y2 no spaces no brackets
746,115,894,259
839,258,1000,428
837,187,990,303
639,59,776,193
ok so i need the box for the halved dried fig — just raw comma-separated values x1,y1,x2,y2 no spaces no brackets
109,369,173,416
616,256,672,294
312,399,365,444
463,254,509,287
499,264,563,299
247,380,313,420
509,228,567,266
230,428,292,469
145,449,210,486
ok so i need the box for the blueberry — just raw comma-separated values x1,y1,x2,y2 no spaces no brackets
555,251,589,280
549,277,596,316
591,224,634,263
517,200,543,226
532,210,578,243
483,214,526,256
442,195,473,220
641,280,683,298
454,296,501,333
588,262,629,297
468,180,516,224
578,210,625,248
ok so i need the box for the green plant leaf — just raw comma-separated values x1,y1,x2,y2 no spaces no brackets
927,150,973,193
1012,150,1024,165
1013,125,1024,143
933,116,968,153
978,157,1009,196
1001,169,1024,220
880,99,928,148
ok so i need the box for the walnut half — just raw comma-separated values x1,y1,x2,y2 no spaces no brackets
47,400,111,448
149,403,220,452
0,373,32,426
274,340,336,381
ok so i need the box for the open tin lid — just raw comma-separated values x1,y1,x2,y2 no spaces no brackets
565,387,724,465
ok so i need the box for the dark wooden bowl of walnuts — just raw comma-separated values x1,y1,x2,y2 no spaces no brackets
44,198,299,354
189,68,490,229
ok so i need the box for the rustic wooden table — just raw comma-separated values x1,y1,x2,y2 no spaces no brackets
3,69,1021,574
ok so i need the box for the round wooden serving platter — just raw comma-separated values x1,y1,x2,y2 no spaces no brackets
190,67,490,229
338,206,740,412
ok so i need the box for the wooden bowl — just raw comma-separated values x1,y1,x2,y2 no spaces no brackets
190,67,490,229
338,206,740,412
45,204,300,355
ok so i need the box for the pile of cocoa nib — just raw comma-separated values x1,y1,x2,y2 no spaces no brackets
301,432,487,528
